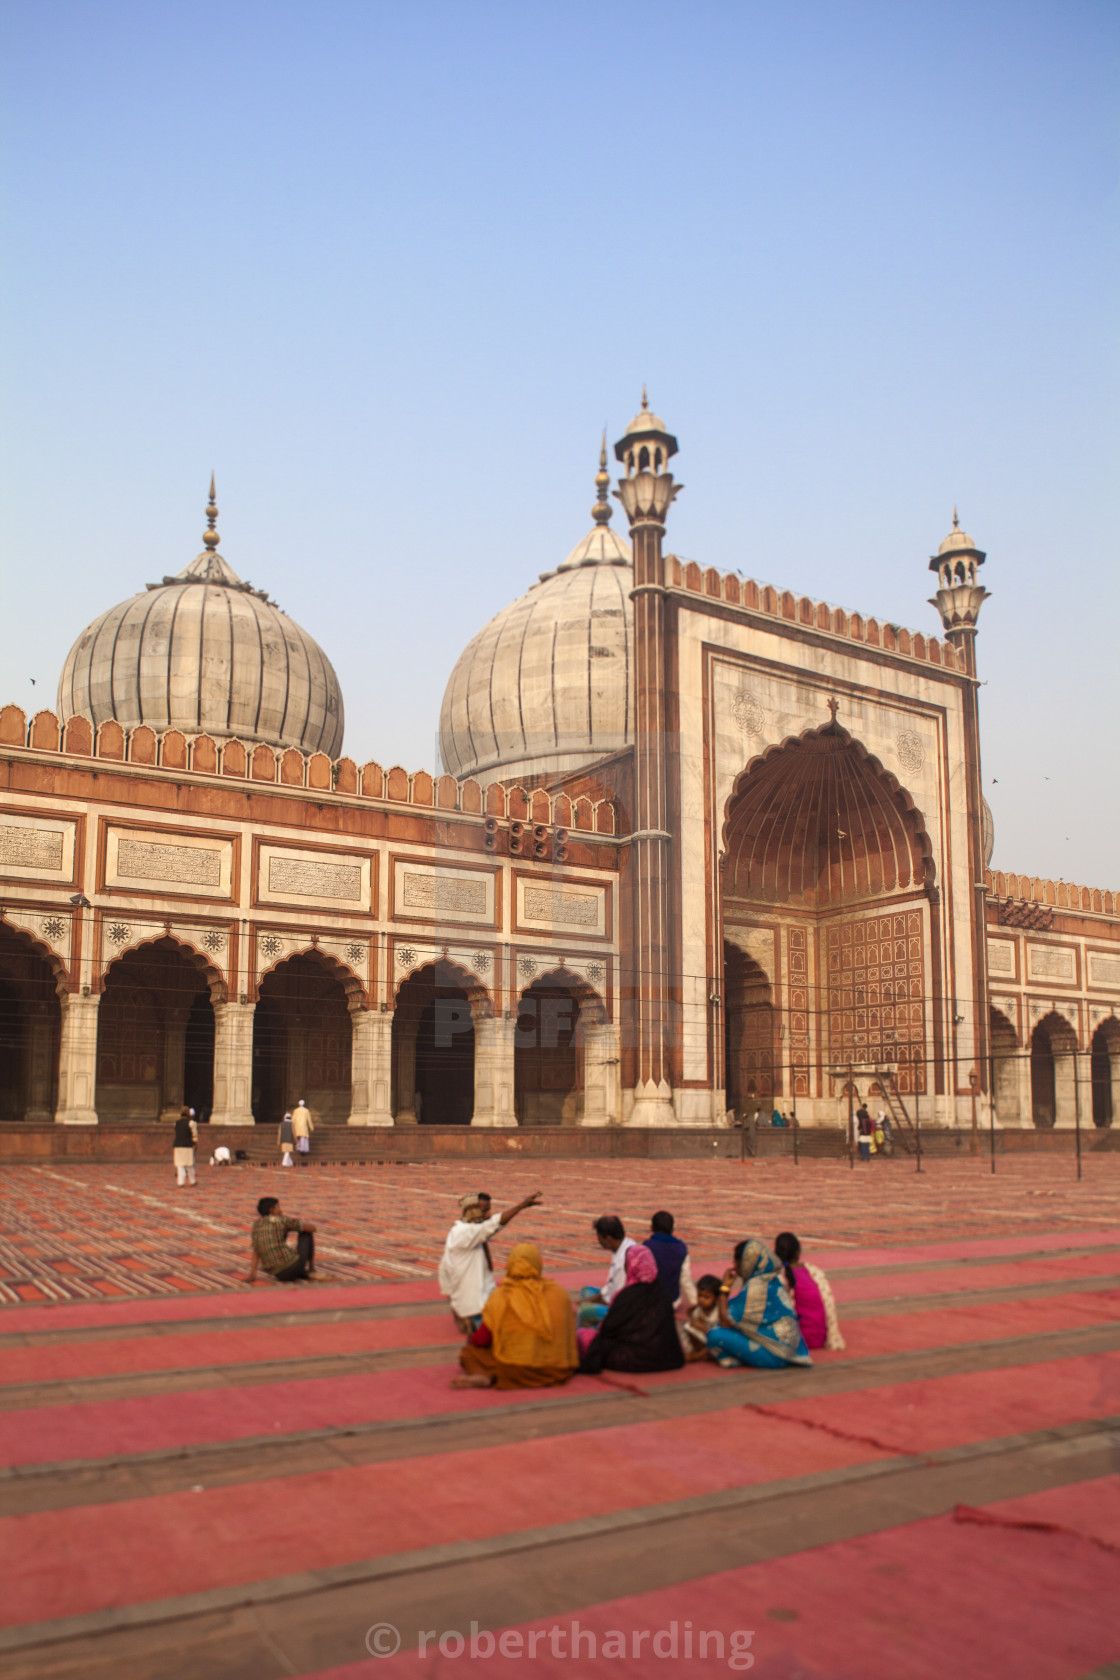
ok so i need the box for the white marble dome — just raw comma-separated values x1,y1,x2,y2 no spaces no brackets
58,489,345,756
439,511,633,786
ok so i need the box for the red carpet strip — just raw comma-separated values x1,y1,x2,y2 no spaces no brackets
308,1477,1120,1680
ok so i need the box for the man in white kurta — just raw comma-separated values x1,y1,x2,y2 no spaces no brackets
438,1190,543,1330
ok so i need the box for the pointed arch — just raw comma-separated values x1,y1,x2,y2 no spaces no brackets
722,722,935,906
0,922,63,1119
102,931,227,1003
392,957,493,1021
96,936,217,1120
255,943,367,1012
722,722,938,1106
723,940,775,1115
1030,1011,1078,1128
253,949,354,1124
0,919,70,999
514,966,607,1125
392,959,486,1125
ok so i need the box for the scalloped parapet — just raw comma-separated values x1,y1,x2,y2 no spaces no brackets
0,705,616,836
665,558,961,671
986,869,1118,917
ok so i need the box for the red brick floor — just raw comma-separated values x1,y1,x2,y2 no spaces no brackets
0,1157,1117,1680
1,1153,1116,1303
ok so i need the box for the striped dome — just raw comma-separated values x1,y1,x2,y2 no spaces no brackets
58,547,344,757
439,523,633,785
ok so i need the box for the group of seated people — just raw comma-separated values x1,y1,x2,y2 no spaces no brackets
441,1193,844,1392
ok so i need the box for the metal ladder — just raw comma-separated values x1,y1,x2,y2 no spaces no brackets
870,1072,918,1155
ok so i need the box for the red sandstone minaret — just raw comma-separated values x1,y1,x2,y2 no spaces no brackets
930,509,992,1114
928,508,989,678
614,391,682,1124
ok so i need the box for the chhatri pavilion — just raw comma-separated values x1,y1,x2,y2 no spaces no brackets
0,402,1117,1133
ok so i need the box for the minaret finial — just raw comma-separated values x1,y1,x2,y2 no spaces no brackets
592,429,612,525
952,504,960,530
203,474,220,550
641,384,649,412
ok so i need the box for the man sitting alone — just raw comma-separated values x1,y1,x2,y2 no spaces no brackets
245,1196,318,1284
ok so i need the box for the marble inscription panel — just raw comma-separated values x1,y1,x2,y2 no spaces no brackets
0,825,64,872
1087,952,1120,990
1026,944,1076,984
269,856,362,901
402,872,488,915
117,838,222,888
986,939,1015,978
522,886,600,929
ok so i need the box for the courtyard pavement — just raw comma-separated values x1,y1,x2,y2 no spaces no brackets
0,1155,1117,1678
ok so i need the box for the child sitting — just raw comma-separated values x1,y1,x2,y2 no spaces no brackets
679,1274,723,1360
774,1232,845,1351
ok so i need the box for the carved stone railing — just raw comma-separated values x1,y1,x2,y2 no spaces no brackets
0,706,616,836
986,869,1117,919
665,556,961,670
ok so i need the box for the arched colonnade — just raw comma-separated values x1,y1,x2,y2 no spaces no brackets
989,1005,1119,1128
0,923,616,1127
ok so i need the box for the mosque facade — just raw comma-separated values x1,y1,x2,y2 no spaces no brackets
1,404,1117,1134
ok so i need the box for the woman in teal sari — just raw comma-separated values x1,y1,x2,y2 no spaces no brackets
707,1236,812,1369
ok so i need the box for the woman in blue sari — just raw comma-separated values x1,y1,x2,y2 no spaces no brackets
707,1236,812,1369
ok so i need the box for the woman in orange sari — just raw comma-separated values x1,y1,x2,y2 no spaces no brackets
452,1241,578,1390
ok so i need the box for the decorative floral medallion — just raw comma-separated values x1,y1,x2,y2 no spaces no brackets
259,934,283,959
345,942,365,965
471,951,492,973
586,961,605,984
396,946,417,968
731,688,765,736
896,730,924,776
517,956,539,980
107,922,132,946
202,930,226,954
40,916,66,941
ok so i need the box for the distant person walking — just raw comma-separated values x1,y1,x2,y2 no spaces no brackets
172,1106,198,1187
856,1104,873,1162
292,1098,315,1164
278,1111,296,1167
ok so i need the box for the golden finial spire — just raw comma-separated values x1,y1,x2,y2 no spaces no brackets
592,428,612,524
202,473,220,550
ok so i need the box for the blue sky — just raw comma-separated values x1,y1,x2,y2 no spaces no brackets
2,0,1116,883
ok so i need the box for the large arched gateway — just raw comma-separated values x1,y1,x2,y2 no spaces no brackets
721,721,938,1118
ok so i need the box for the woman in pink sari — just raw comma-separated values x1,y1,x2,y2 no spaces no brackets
773,1231,844,1350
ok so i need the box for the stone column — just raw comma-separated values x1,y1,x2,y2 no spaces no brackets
209,1001,255,1126
1109,1040,1120,1127
1014,1045,1032,1128
473,1013,516,1127
25,1003,56,1122
581,1021,619,1125
394,1015,418,1124
55,992,99,1125
349,1010,393,1125
1052,1044,1077,1127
